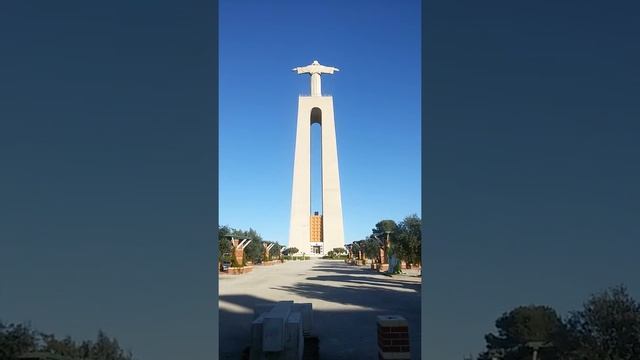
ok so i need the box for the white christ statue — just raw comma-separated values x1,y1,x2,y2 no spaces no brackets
292,60,339,96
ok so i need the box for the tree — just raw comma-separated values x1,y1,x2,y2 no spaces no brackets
350,242,361,258
221,227,263,264
332,247,346,256
41,334,79,358
285,247,299,256
0,321,37,360
327,250,335,258
478,305,564,360
0,320,135,360
562,285,640,360
372,220,398,236
240,228,263,264
269,242,282,259
90,330,134,360
218,226,232,261
363,237,380,262
393,214,421,265
372,219,398,260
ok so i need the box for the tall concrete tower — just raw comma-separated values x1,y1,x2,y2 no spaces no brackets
288,60,345,256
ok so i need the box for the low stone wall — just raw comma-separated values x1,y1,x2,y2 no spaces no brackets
344,259,369,266
376,262,420,273
227,265,253,275
402,262,421,270
260,260,281,266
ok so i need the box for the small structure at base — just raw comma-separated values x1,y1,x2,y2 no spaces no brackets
377,315,410,359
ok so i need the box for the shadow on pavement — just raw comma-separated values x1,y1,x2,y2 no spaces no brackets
303,274,420,291
219,261,421,359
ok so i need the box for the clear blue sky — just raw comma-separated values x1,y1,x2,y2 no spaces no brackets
219,0,422,245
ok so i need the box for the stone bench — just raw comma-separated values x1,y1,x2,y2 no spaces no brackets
250,301,312,360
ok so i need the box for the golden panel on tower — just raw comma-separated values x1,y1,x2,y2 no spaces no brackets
310,213,323,242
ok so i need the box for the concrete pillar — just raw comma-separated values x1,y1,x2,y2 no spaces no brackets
263,302,292,352
250,313,265,360
284,312,304,360
254,302,312,337
251,301,308,360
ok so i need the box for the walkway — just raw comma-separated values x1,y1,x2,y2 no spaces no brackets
219,259,421,359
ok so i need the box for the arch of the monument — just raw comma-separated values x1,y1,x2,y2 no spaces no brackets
310,107,322,125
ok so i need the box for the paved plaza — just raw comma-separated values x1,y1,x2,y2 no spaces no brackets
219,259,421,359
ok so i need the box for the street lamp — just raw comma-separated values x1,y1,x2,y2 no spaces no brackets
487,349,504,360
526,341,551,360
384,230,392,260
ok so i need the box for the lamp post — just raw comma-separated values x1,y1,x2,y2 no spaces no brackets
526,341,551,360
487,349,504,360
384,230,392,264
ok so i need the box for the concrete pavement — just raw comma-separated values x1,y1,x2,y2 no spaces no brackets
219,259,421,359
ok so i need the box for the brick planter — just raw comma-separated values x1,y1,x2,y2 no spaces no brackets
377,315,410,359
227,265,253,275
260,260,283,266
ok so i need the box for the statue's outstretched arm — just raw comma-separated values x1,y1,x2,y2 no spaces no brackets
318,65,339,74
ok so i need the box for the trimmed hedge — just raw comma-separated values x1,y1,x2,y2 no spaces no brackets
322,255,349,260
283,255,310,260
